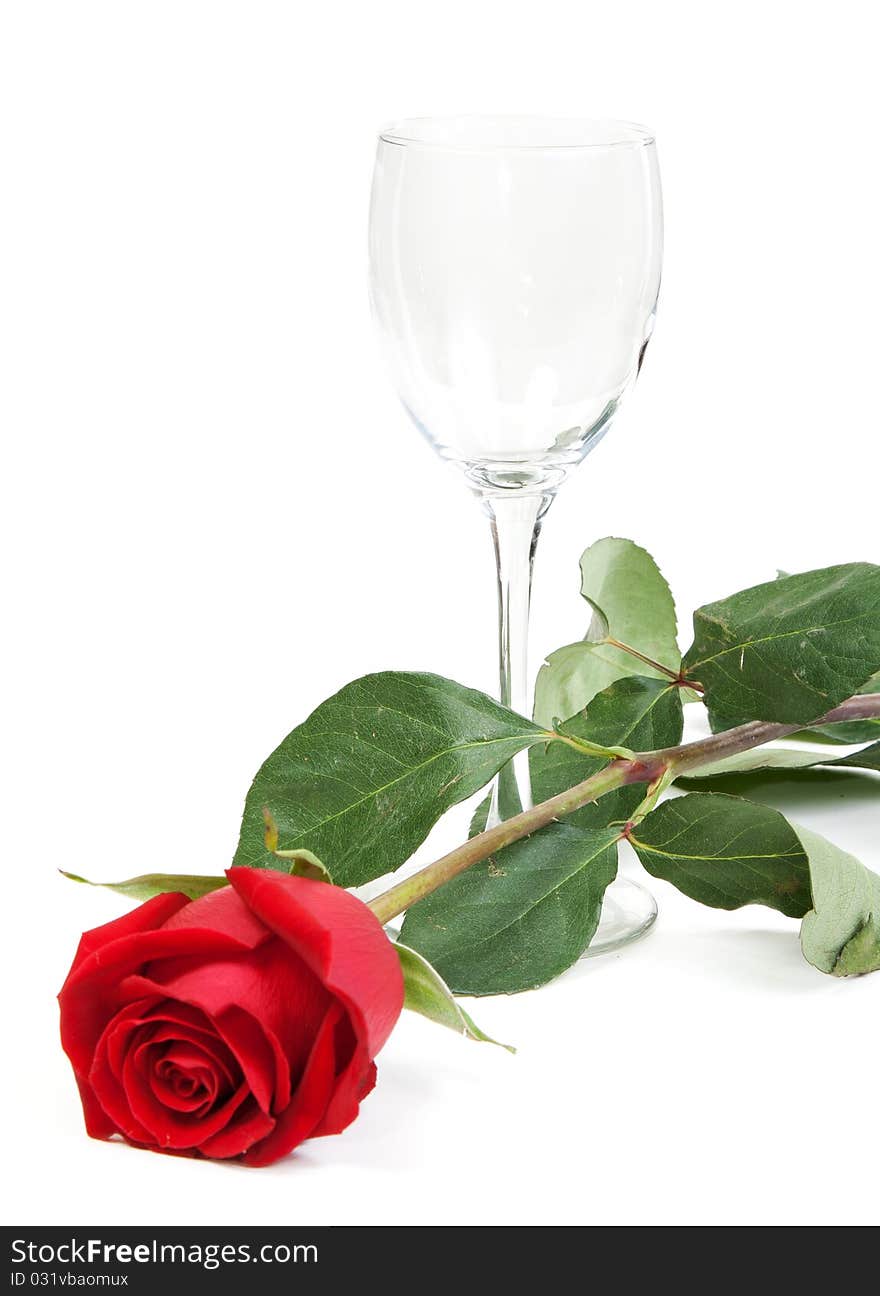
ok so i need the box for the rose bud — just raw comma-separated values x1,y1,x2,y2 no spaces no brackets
58,868,404,1166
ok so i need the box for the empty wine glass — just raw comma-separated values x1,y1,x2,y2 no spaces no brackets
369,117,663,953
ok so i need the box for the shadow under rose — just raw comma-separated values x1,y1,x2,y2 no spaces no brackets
258,1049,466,1175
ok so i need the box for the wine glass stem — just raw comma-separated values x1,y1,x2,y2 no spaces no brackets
483,491,553,826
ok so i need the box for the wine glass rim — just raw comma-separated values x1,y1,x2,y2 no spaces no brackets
377,115,655,153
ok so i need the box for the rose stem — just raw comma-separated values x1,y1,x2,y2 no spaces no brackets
367,692,880,925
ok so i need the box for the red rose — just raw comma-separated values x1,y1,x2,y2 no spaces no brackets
58,868,404,1166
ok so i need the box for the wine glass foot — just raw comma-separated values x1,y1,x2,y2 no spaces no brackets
581,875,657,958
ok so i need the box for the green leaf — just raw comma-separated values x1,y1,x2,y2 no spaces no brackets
400,823,619,995
797,826,880,976
394,943,514,1050
825,741,880,773
534,538,680,728
680,746,827,779
629,798,880,978
683,563,880,729
675,766,880,811
681,741,876,780
629,793,812,918
578,537,679,656
531,676,683,830
60,870,227,902
233,672,546,888
807,717,880,744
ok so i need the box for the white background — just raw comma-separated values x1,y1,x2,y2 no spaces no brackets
3,0,878,1228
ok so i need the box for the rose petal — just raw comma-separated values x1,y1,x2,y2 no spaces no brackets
65,893,191,980
141,938,331,1082
241,1004,343,1167
151,1064,213,1114
211,1006,290,1116
311,1017,375,1138
159,885,270,949
90,1009,162,1145
151,1040,225,1112
109,1019,251,1152
72,1072,124,1141
226,870,404,1060
124,1041,250,1150
89,1001,241,1146
113,983,288,1118
60,928,253,1079
196,1098,275,1160
138,1009,239,1088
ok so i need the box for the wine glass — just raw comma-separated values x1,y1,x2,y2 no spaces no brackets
369,117,663,953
